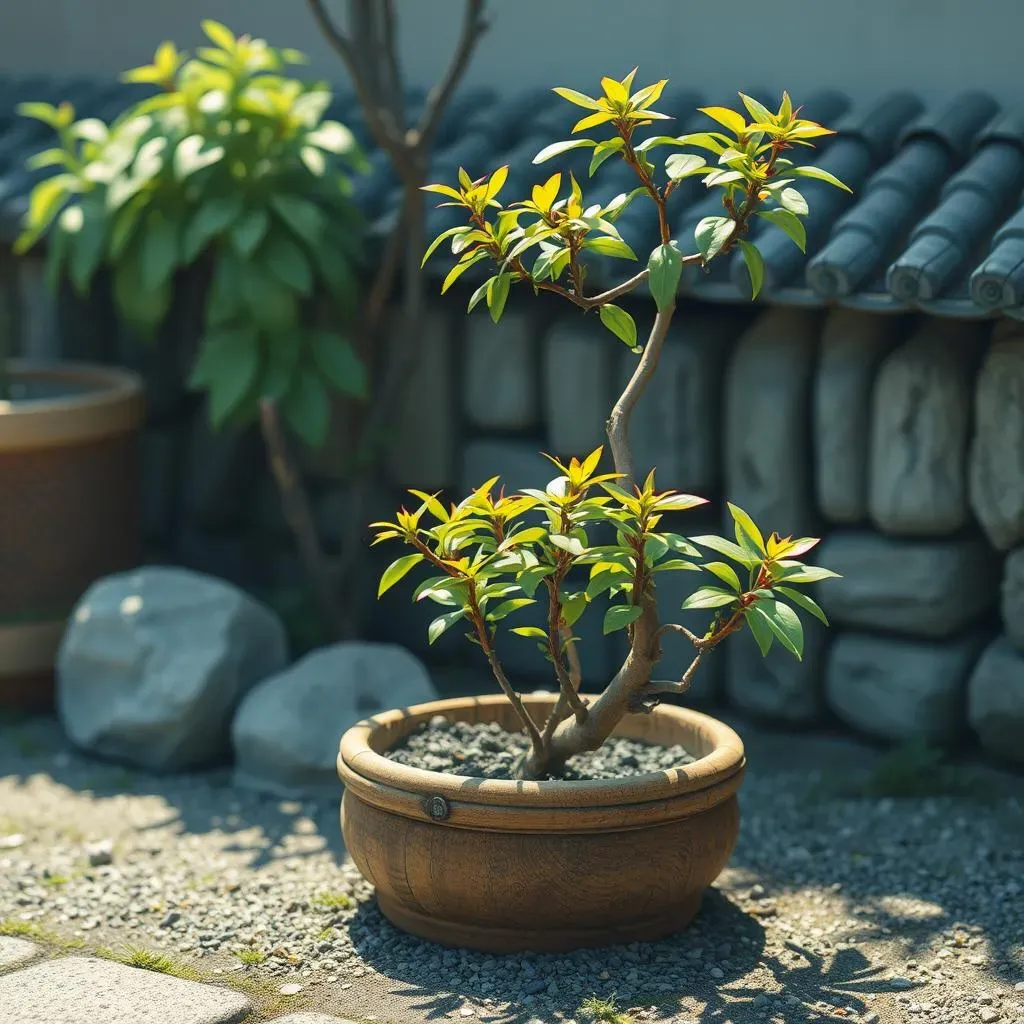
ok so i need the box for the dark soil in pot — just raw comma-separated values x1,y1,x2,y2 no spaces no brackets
385,716,698,780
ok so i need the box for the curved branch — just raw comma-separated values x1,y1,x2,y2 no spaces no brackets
413,0,488,150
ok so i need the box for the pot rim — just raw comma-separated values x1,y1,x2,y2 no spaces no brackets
0,359,145,450
339,693,745,813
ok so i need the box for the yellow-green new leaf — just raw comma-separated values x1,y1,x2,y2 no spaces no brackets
756,208,806,253
739,93,775,124
681,586,738,610
573,110,616,134
533,138,596,164
552,87,602,110
790,164,852,191
378,553,424,597
441,249,489,293
698,106,747,135
728,502,766,555
704,561,742,593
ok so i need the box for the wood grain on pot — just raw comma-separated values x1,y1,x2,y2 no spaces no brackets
338,694,745,953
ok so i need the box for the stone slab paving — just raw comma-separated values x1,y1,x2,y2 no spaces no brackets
0,935,40,970
0,957,251,1024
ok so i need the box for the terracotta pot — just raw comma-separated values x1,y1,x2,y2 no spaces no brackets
0,360,144,709
338,693,745,953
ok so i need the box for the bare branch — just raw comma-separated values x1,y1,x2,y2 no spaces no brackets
413,0,488,149
655,622,702,646
259,398,347,637
380,0,405,128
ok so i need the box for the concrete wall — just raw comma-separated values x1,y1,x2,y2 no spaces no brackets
2,0,1022,107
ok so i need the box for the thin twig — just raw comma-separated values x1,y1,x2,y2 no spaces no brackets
258,398,347,637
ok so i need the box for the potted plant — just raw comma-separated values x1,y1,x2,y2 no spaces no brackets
338,76,849,952
12,22,369,643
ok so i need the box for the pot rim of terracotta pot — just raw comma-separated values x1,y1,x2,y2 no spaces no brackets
338,693,745,834
0,358,145,451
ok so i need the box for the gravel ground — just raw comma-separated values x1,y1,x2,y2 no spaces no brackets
386,716,697,779
1,704,1023,1024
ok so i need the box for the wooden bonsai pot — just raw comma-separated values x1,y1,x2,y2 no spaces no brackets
338,693,745,953
0,360,144,709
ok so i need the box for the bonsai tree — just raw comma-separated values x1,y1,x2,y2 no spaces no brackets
13,23,368,632
372,75,848,780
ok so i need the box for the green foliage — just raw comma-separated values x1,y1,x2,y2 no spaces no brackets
371,448,836,663
14,21,368,447
580,994,636,1024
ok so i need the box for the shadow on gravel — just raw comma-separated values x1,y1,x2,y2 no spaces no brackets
0,710,347,869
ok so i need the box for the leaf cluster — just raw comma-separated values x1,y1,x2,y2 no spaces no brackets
372,447,837,664
14,21,369,446
420,74,849,341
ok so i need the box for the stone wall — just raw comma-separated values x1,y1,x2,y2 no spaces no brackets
8,263,1024,767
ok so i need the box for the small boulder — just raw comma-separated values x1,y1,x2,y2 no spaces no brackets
57,567,287,771
232,642,438,798
967,635,1024,764
825,630,987,744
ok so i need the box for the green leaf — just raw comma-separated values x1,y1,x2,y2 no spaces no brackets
259,335,301,400
756,208,806,253
422,226,468,267
300,145,326,177
26,148,69,172
281,365,330,448
598,304,637,348
681,587,738,610
737,240,764,299
306,120,358,155
744,605,774,655
441,249,489,293
487,598,535,622
589,137,624,176
757,599,804,659
16,174,74,252
510,625,548,640
63,196,106,295
378,553,424,597
486,273,510,323
188,326,260,428
112,257,171,336
779,187,809,216
181,196,242,263
775,585,829,626
603,603,643,635
728,502,766,555
549,534,585,557
584,236,637,260
309,330,367,398
690,534,761,567
739,93,775,124
239,264,299,335
704,561,741,593
173,134,224,180
108,193,146,261
791,164,852,191
428,609,466,645
647,243,683,312
231,208,270,258
674,131,729,155
17,102,65,129
270,194,324,248
533,138,596,164
665,153,707,180
774,564,841,584
694,215,736,262
260,231,313,295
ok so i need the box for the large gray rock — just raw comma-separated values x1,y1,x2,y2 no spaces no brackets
623,308,751,493
1000,547,1024,651
0,956,250,1024
869,318,985,536
725,615,828,725
464,309,540,429
724,307,822,539
543,317,616,457
825,630,987,744
816,531,1000,638
813,309,903,524
58,567,288,772
232,643,437,797
969,331,1024,550
967,635,1024,764
385,306,459,490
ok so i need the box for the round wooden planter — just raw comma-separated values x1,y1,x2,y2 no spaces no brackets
338,693,746,953
0,360,144,709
